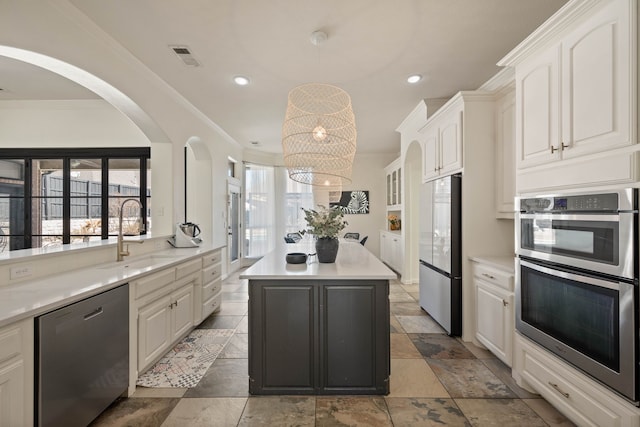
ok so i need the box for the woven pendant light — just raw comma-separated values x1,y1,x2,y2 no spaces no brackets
282,83,357,186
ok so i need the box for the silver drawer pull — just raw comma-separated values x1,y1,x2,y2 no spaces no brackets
83,307,103,321
482,273,496,280
548,381,570,398
502,300,508,307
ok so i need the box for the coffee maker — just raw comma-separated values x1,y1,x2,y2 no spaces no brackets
169,222,202,247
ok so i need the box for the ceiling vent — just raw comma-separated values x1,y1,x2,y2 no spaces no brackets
170,45,200,67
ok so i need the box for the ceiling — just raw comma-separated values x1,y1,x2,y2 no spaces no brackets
1,0,568,155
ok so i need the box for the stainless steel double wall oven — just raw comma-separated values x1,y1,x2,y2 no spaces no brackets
515,189,638,403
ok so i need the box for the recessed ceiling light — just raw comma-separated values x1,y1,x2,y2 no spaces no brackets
407,74,422,84
234,76,250,86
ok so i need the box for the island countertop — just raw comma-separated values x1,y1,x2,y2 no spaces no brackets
240,240,396,280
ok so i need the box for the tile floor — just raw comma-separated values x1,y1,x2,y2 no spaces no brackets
91,271,576,426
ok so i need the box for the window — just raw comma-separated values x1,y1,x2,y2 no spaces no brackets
243,163,313,258
0,148,150,252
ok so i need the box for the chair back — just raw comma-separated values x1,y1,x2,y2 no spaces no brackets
359,236,368,246
344,232,360,240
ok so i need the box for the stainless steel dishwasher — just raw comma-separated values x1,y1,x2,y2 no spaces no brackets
36,284,129,427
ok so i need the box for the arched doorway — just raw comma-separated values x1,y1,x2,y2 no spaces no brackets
402,140,422,284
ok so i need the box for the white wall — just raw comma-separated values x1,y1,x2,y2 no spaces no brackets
339,152,396,257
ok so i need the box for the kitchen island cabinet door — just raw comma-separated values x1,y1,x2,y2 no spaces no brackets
322,283,389,394
249,282,317,394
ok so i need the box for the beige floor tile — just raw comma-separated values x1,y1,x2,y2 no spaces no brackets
235,315,248,333
459,339,496,359
401,283,419,293
390,315,406,334
385,397,469,426
316,396,392,427
218,333,248,358
90,397,180,427
523,399,577,426
391,333,422,358
397,316,446,334
388,358,450,398
132,387,187,398
428,359,516,398
482,358,538,399
455,398,547,426
238,396,315,426
161,398,247,427
216,302,247,316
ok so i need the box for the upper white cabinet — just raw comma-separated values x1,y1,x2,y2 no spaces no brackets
495,86,516,218
421,102,463,182
385,158,402,208
500,0,638,192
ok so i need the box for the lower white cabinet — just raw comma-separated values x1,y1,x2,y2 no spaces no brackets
0,318,33,427
514,334,640,426
379,231,403,275
472,259,514,367
137,281,195,371
201,249,223,320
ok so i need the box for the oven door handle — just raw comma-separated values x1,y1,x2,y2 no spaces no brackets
519,213,621,222
519,259,626,291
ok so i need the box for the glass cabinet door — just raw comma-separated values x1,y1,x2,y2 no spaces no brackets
397,168,402,205
386,174,391,205
392,171,397,205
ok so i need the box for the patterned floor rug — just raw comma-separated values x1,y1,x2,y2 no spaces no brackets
136,328,235,388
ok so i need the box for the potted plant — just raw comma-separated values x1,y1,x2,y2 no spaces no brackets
388,214,401,230
300,205,348,263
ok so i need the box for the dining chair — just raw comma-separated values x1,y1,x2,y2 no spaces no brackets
359,236,368,246
286,232,302,243
344,232,360,240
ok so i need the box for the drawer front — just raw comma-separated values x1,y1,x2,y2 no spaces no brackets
519,338,632,426
202,264,222,284
133,268,176,299
202,278,222,301
202,250,222,268
0,324,23,363
202,293,222,319
176,259,202,279
473,263,513,291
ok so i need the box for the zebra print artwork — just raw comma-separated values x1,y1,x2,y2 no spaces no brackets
330,190,370,214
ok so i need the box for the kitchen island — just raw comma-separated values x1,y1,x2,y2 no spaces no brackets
240,240,396,395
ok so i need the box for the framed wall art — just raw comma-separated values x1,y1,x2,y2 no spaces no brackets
330,190,369,214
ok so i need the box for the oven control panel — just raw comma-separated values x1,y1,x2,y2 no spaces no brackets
520,193,619,213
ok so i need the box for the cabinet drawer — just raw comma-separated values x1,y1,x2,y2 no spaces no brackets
518,336,637,426
176,259,201,280
133,268,176,299
202,293,222,319
203,278,222,301
473,264,513,292
202,250,222,268
0,323,23,364
203,264,222,284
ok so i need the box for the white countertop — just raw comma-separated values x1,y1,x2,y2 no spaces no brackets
468,255,516,274
240,240,397,280
0,244,222,328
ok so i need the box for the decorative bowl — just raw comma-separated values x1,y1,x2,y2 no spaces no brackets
286,252,307,264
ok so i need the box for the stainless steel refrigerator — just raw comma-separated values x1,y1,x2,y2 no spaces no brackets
419,173,462,336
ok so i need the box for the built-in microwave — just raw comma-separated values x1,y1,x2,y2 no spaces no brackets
516,189,636,279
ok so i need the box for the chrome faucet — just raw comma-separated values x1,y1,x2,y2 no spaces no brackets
117,198,145,262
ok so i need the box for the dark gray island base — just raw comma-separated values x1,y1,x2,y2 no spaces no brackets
248,278,390,395
240,240,395,395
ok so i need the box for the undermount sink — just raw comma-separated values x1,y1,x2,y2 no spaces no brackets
97,255,175,270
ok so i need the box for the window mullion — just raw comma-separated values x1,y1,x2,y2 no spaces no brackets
102,158,109,240
62,158,71,244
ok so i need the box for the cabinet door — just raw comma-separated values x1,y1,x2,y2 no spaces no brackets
516,45,561,169
439,111,463,175
323,282,389,393
0,360,24,427
561,0,632,159
379,232,389,264
475,280,513,366
391,170,397,205
390,235,403,274
249,283,317,393
422,128,439,182
386,174,391,205
138,295,172,370
171,284,194,341
495,90,516,217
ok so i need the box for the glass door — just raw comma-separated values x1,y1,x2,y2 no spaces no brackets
227,181,241,271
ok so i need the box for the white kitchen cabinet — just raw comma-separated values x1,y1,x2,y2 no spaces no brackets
514,334,640,426
385,158,402,209
421,101,463,182
502,0,637,192
0,318,33,427
201,249,223,320
473,260,514,367
379,230,403,275
138,280,195,371
495,87,516,218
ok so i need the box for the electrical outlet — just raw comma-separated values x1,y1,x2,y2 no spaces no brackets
11,264,33,280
